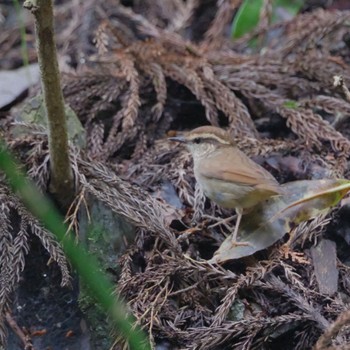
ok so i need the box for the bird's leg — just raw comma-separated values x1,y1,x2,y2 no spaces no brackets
206,214,236,229
231,208,252,247
231,208,242,242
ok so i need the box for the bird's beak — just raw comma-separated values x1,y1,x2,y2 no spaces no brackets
168,135,186,143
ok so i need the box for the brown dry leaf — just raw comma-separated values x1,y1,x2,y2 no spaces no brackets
210,179,350,263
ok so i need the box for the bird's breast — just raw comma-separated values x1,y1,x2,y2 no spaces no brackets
194,168,252,208
204,179,253,208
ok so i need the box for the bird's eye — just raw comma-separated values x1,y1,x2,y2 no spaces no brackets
193,138,201,144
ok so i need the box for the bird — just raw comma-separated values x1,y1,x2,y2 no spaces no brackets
169,125,283,246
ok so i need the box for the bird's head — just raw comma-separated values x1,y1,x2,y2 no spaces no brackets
169,126,233,160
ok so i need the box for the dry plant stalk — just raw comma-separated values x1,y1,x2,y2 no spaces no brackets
315,310,350,350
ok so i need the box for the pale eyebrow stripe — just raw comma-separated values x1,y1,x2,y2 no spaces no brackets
187,133,230,144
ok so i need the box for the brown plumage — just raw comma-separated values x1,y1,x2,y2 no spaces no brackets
170,126,282,246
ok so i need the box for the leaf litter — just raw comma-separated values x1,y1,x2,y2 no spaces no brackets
2,0,350,349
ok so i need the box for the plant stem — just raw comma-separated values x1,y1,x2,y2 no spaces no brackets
23,0,74,209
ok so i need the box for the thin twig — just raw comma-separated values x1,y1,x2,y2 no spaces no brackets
5,312,34,350
314,309,350,350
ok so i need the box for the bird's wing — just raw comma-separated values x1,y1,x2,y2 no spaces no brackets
198,148,281,194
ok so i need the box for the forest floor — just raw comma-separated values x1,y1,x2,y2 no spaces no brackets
2,0,350,349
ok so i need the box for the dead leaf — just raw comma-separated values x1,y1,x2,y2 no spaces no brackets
210,179,350,263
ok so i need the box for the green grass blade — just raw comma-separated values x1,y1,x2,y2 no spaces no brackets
13,0,29,66
231,0,263,39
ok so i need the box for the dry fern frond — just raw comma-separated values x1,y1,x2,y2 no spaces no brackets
300,95,350,117
63,73,129,124
59,4,350,166
166,0,200,33
274,9,350,56
187,313,309,350
77,159,181,253
4,1,350,348
163,62,220,125
211,263,273,327
203,0,242,48
0,182,70,343
200,68,258,137
138,61,167,121
87,121,105,159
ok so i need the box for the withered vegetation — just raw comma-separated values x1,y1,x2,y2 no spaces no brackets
2,0,350,348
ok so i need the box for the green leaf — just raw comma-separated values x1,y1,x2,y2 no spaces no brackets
210,179,350,263
231,0,303,39
231,0,263,39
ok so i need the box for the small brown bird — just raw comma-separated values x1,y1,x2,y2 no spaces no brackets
170,126,282,246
